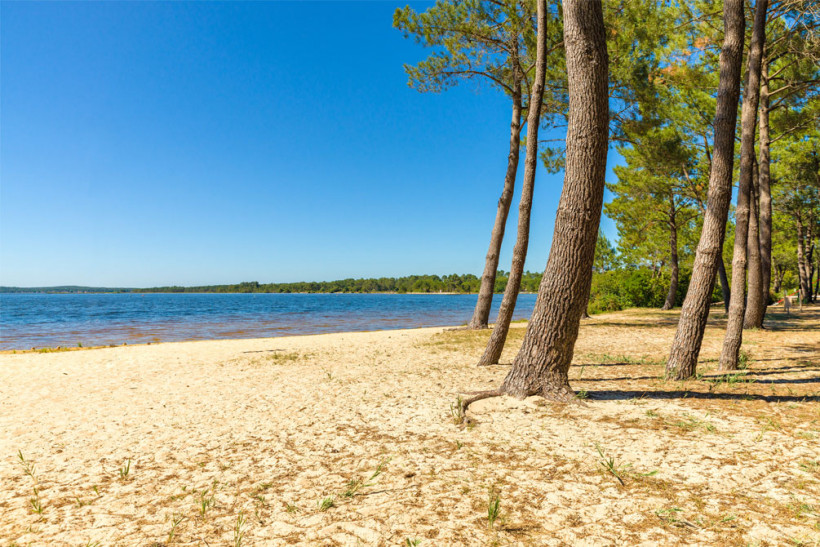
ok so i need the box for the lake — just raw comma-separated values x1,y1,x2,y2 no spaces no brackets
0,293,538,350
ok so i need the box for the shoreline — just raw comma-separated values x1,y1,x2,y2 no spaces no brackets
0,322,470,355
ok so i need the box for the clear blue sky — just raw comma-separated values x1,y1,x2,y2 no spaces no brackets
1,1,620,287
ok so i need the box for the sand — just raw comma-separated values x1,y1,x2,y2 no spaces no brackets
1,305,818,546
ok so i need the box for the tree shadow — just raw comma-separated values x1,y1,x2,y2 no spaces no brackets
586,389,820,403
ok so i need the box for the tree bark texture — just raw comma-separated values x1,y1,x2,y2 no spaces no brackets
797,217,811,304
757,60,773,316
469,83,523,329
719,0,766,372
744,161,764,328
718,257,731,312
477,2,548,366
662,193,679,311
814,250,819,300
499,0,609,401
666,0,745,380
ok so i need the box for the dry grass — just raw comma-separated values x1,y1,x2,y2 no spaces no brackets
0,304,818,546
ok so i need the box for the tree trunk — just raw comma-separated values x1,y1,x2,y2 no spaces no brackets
662,194,679,311
807,225,816,303
757,60,773,313
773,264,783,294
665,0,745,380
718,257,731,312
814,248,820,300
477,4,548,366
797,217,811,305
468,85,523,329
719,0,766,372
744,158,764,328
498,0,608,402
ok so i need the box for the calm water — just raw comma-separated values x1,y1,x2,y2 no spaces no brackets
0,293,538,350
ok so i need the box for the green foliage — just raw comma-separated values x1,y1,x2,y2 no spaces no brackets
138,272,550,295
588,267,694,315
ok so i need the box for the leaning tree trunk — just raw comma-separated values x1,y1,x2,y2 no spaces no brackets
807,224,816,303
718,257,731,312
662,194,680,311
477,13,548,366
757,60,773,318
744,161,764,328
719,0,767,372
692,191,731,312
468,82,523,329
814,249,820,300
666,0,745,380
498,0,608,402
797,217,811,305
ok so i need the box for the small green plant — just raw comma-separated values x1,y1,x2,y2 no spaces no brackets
673,413,717,433
449,396,465,424
575,388,589,400
30,487,44,514
595,443,625,486
487,490,501,529
285,502,300,513
234,512,246,547
799,460,819,474
167,514,185,544
405,539,422,546
77,342,83,348
17,450,36,479
646,409,659,418
199,490,216,518
343,458,390,498
119,458,132,479
318,496,335,511
738,349,751,370
655,507,683,525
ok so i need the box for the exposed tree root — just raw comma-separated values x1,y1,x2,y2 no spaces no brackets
459,389,504,422
458,383,583,424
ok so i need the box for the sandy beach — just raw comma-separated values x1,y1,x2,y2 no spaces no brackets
1,306,818,546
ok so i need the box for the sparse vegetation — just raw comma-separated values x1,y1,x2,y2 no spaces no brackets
118,458,132,480
487,489,501,529
317,496,335,512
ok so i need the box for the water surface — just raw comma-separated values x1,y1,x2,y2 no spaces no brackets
0,293,537,350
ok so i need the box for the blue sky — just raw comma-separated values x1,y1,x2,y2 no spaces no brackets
1,1,620,287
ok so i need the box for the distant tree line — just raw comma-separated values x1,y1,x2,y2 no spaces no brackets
137,273,544,294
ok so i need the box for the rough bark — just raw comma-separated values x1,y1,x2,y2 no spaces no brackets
757,60,773,315
814,249,820,300
684,165,731,312
744,161,763,328
665,0,745,380
662,193,680,311
719,0,766,372
809,222,816,303
797,217,811,305
498,0,608,402
477,2,548,366
718,257,731,312
468,82,523,329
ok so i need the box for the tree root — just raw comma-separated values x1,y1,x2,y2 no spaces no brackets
458,389,504,423
457,383,586,425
